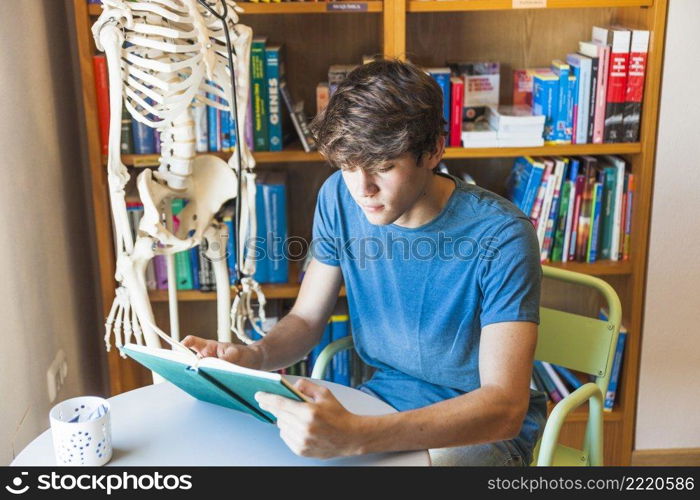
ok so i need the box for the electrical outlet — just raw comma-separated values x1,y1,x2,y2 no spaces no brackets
47,350,67,403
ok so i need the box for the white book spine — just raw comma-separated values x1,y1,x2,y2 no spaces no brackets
193,104,208,153
562,180,576,263
540,159,565,261
543,361,571,398
577,58,592,144
537,169,556,250
610,158,625,261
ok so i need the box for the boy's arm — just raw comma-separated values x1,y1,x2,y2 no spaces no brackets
183,257,342,371
356,320,537,453
251,257,344,372
256,320,537,458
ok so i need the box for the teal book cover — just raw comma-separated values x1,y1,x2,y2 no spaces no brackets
120,344,306,424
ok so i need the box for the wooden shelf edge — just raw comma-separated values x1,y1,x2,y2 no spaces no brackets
149,285,347,302
546,401,624,422
442,143,642,159
407,0,654,13
119,143,641,167
120,148,324,167
88,2,383,17
544,260,633,276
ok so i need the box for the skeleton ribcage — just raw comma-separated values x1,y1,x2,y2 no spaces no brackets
115,0,243,128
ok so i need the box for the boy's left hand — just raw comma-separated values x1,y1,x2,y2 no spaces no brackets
255,379,365,459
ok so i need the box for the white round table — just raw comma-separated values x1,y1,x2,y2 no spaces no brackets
11,377,429,466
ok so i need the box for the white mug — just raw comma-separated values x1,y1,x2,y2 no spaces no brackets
49,396,112,466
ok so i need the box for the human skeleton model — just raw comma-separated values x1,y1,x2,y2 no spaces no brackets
92,0,268,365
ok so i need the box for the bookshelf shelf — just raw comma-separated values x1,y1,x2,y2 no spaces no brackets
119,142,641,167
149,284,347,302
546,401,624,423
545,260,632,276
442,143,642,159
75,0,668,465
407,0,654,13
147,261,627,303
119,145,323,168
87,1,384,17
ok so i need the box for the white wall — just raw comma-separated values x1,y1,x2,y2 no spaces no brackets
0,1,105,465
636,0,700,450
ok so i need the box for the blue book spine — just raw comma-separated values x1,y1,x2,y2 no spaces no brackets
330,317,351,386
189,246,201,290
508,157,530,208
132,120,155,154
552,364,583,390
551,61,570,142
428,69,451,142
521,158,545,216
262,183,288,283
308,322,333,378
605,330,627,411
207,90,219,152
566,74,577,142
588,182,604,262
533,72,559,142
220,97,231,151
252,183,268,284
265,46,283,152
224,217,236,287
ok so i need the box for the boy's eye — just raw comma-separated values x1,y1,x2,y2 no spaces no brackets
378,165,394,173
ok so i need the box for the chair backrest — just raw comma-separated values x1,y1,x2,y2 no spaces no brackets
535,265,622,412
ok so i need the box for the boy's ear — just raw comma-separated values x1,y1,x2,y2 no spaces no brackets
427,135,446,169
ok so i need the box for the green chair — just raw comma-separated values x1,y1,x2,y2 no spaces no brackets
310,265,621,466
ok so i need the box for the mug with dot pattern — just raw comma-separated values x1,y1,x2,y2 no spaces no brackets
49,396,112,466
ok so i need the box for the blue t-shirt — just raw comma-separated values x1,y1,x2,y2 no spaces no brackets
311,170,546,457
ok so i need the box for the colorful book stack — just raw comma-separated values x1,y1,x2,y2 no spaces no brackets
531,361,582,404
516,24,649,144
101,37,317,156
124,177,286,294
425,61,500,148
506,155,634,263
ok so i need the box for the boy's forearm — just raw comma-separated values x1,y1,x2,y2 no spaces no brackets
354,385,524,454
252,312,322,372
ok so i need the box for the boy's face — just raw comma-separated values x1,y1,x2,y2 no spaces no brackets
340,152,435,227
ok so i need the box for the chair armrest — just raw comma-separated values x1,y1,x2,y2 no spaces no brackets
310,336,355,380
537,382,604,466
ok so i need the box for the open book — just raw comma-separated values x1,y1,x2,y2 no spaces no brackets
119,343,308,424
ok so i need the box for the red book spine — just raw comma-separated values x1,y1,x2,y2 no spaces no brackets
604,30,631,142
623,30,650,142
93,55,110,157
449,77,464,147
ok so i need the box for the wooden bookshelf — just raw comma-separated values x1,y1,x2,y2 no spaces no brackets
119,142,641,167
407,0,654,13
74,0,669,465
87,1,384,16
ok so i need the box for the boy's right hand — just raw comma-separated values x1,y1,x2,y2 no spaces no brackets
182,335,263,370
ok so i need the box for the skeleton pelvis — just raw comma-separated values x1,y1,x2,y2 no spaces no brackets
136,154,238,254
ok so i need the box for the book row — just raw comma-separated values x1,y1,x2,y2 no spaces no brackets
532,308,627,412
126,172,289,291
506,155,633,264
93,39,316,158
425,24,649,148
